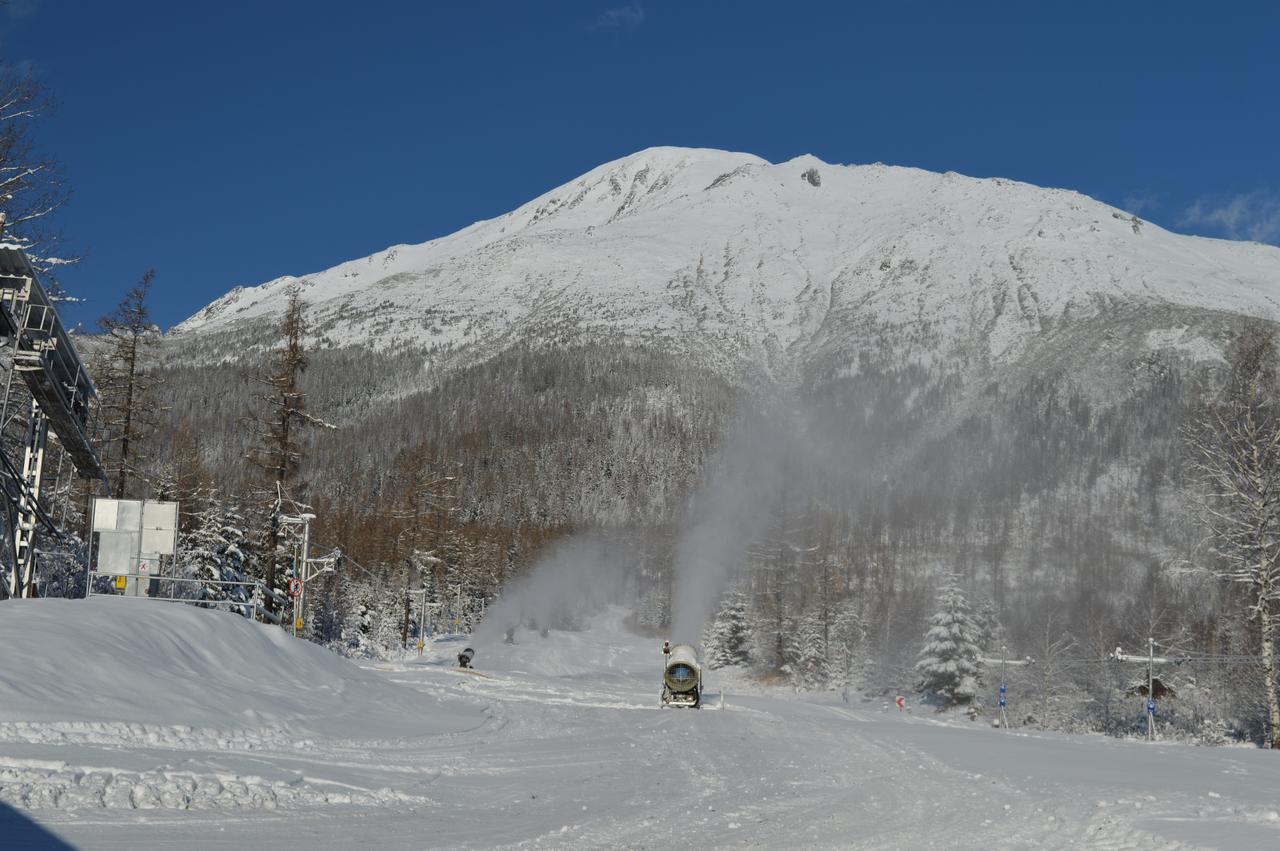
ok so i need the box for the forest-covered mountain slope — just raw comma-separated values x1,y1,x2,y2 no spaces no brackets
155,147,1280,541
131,150,1280,721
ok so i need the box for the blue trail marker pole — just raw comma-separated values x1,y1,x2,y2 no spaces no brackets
982,645,1033,730
1147,637,1155,742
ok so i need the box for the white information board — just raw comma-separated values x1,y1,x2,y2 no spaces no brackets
92,497,179,579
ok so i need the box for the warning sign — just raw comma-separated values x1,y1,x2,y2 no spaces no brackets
288,578,303,598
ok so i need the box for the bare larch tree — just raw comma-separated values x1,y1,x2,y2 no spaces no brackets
1186,323,1280,747
96,269,158,499
389,444,457,646
245,288,334,602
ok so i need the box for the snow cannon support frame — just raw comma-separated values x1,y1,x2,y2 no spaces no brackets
660,642,702,708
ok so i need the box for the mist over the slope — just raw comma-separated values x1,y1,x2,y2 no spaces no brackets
468,336,1197,669
667,409,792,644
476,395,874,648
473,534,630,645
472,404,799,647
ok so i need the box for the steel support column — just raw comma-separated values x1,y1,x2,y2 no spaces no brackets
8,397,48,598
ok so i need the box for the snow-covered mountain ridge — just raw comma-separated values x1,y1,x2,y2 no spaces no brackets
175,146,1280,386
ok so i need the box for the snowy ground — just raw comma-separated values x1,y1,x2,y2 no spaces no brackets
3,599,1280,849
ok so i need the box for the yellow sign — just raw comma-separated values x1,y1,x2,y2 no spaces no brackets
295,617,305,631
115,576,127,592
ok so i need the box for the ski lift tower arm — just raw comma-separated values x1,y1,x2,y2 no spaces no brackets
0,245,108,487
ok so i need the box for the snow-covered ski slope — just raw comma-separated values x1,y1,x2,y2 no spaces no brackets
175,146,1280,385
3,599,1280,849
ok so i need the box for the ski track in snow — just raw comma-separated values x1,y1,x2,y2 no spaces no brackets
4,605,1280,849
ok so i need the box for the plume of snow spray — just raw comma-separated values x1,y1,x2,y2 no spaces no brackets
473,403,838,650
474,533,628,644
668,409,792,645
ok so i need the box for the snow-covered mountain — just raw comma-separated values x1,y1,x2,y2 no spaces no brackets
176,146,1280,389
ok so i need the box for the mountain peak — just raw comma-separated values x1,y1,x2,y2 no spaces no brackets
175,148,1280,393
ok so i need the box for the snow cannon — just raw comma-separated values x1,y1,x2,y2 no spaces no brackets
457,647,475,669
661,642,701,708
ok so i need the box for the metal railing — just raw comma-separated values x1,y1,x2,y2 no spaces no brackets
85,570,286,622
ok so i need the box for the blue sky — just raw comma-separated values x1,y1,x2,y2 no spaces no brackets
6,0,1279,328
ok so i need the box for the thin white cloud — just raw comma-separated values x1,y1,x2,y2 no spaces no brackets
1180,192,1280,245
1121,191,1158,216
591,2,645,31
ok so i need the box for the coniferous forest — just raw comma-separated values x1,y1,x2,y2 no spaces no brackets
35,282,1276,747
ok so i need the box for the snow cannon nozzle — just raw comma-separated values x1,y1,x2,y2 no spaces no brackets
458,647,475,669
660,643,701,708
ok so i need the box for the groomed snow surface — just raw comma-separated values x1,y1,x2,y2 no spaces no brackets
2,599,1279,849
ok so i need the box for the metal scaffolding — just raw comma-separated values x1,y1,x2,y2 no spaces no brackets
0,244,107,598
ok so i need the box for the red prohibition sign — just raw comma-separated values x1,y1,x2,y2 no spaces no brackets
288,578,303,598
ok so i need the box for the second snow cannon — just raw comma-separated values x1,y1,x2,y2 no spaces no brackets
661,641,702,708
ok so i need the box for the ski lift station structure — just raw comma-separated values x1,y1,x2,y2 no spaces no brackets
0,244,108,598
0,246,105,480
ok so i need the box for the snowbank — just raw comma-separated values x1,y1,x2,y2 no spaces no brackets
5,601,1280,848
0,598,483,740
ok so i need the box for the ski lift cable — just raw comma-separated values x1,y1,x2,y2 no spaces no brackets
273,496,388,586
308,537,377,580
1015,654,1269,667
278,492,439,585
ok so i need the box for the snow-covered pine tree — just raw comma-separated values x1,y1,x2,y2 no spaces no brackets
701,617,719,662
974,596,1005,653
783,611,830,691
368,581,407,655
176,498,253,609
308,574,346,646
637,583,669,631
177,508,219,594
323,579,377,657
702,614,724,663
915,578,983,706
35,534,88,599
831,601,867,689
705,589,752,669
